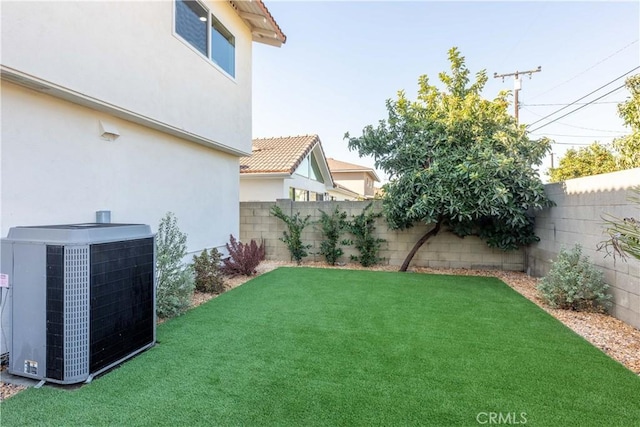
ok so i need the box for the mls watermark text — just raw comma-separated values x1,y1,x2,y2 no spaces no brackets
476,412,528,424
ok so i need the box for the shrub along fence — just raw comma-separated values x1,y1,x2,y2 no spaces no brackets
527,168,640,329
240,199,525,271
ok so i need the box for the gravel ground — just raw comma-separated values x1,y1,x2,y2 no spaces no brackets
2,261,638,401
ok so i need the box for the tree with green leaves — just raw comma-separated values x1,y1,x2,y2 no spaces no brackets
549,74,640,182
346,48,553,271
548,142,617,182
612,74,640,169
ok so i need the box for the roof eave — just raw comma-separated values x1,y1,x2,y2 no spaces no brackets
309,141,335,188
230,0,287,47
329,187,361,198
333,168,381,182
240,172,291,179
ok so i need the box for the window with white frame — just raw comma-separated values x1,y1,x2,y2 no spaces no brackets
294,152,324,183
175,0,236,77
211,16,235,77
289,187,324,201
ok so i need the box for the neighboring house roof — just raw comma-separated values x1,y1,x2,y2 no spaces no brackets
241,135,317,174
230,0,287,47
327,158,381,182
240,135,334,188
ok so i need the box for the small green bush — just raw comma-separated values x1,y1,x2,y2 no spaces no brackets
156,212,195,319
221,235,265,276
537,244,612,312
317,206,349,265
192,248,225,293
348,203,386,267
271,205,312,264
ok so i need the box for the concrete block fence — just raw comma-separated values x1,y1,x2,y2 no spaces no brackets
240,199,524,271
527,168,640,329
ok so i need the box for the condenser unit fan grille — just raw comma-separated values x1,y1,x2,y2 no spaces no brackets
89,238,154,372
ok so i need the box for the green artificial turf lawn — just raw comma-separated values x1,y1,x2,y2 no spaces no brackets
2,267,639,426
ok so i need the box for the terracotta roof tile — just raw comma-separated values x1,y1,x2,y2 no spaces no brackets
253,0,286,43
230,0,286,46
240,135,319,174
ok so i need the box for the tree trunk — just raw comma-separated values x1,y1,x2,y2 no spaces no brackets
399,221,442,272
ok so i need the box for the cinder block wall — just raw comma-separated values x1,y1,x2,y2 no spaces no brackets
527,168,640,329
240,200,524,271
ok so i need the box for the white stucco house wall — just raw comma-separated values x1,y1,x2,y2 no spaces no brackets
240,135,334,201
1,0,286,255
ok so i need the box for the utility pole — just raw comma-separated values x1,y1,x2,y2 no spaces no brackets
494,66,542,124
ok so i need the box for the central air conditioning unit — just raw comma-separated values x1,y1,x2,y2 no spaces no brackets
0,223,156,385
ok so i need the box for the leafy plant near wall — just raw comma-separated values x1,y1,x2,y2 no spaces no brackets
537,244,611,312
348,203,386,267
192,248,225,293
156,212,195,319
221,235,265,276
271,205,312,265
599,186,640,261
317,206,350,265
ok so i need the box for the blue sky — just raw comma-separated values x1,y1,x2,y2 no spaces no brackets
252,1,639,183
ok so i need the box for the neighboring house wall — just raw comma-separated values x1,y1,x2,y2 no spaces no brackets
239,174,329,201
287,173,330,199
528,168,640,329
1,83,239,254
332,172,367,196
327,158,380,199
240,200,524,271
1,0,253,153
327,187,361,201
240,178,286,202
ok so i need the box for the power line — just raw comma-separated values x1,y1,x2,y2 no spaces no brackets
496,3,549,70
522,107,627,133
528,39,639,101
522,101,622,106
549,141,598,146
526,66,638,128
527,68,637,127
528,84,626,133
531,132,625,138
